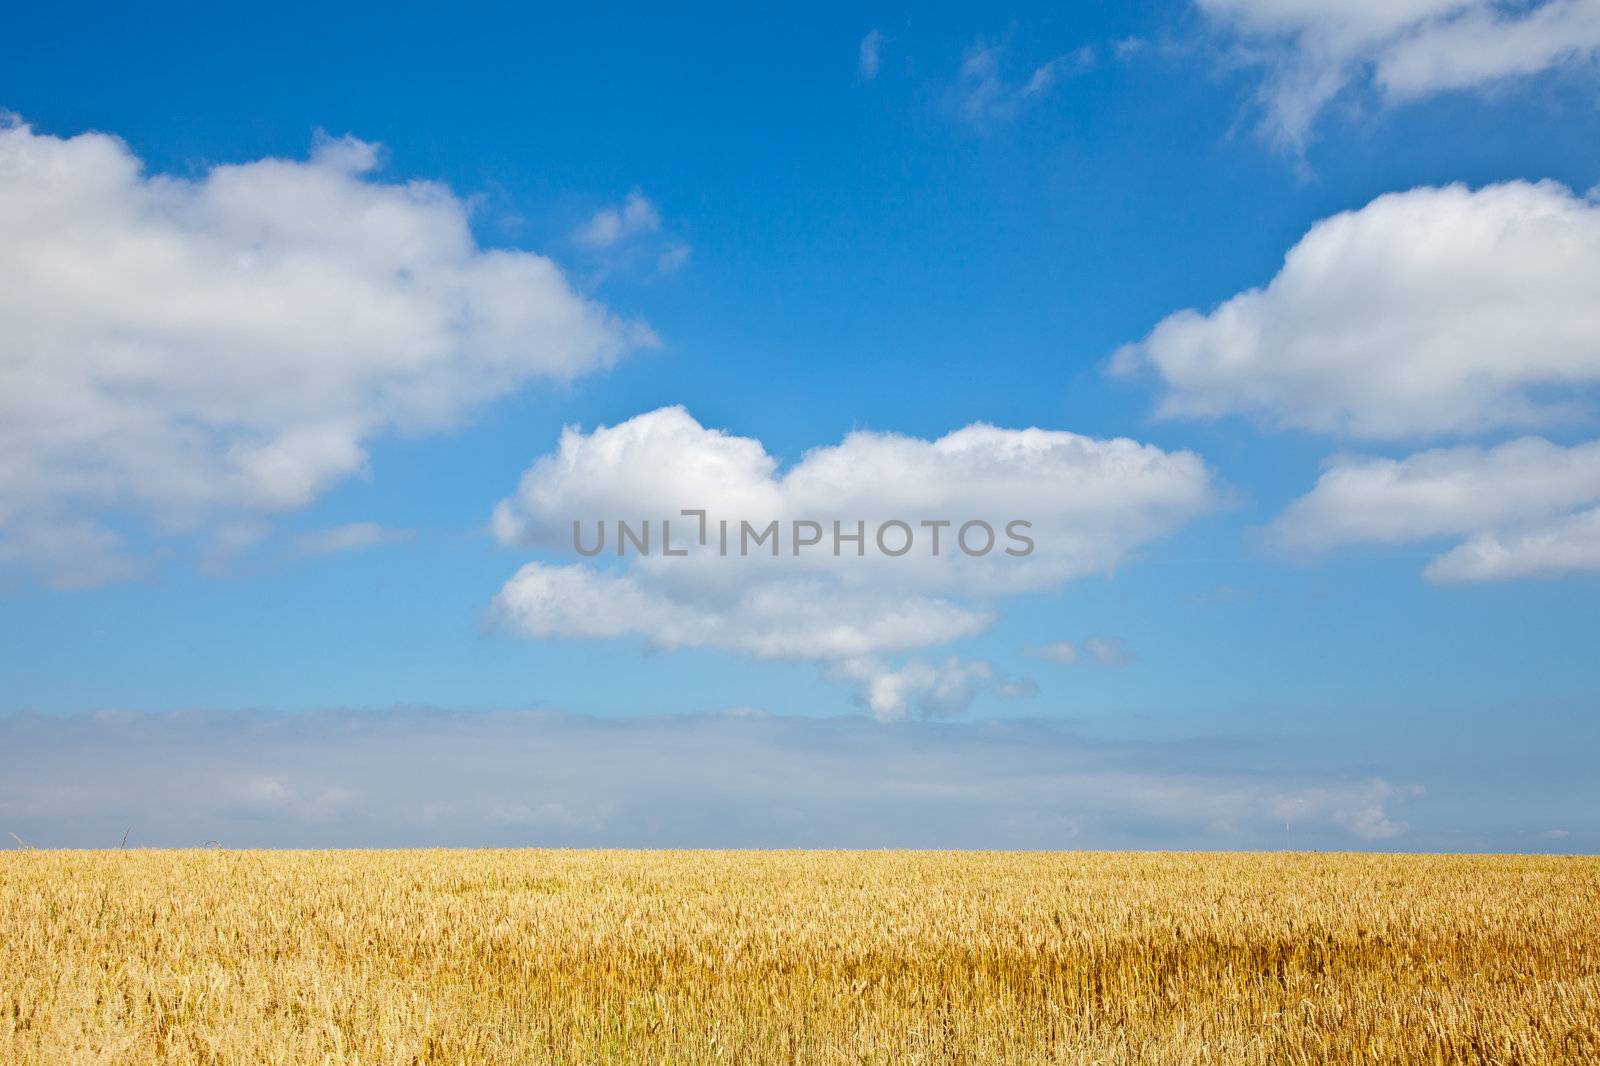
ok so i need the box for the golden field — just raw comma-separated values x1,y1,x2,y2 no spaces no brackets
2,850,1597,1064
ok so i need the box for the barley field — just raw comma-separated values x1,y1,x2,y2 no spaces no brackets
2,850,1597,1064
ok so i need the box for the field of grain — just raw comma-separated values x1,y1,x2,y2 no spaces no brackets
2,850,1597,1064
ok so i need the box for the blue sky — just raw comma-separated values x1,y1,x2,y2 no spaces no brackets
2,1,1598,850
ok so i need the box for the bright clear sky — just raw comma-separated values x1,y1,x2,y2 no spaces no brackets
2,1,1598,850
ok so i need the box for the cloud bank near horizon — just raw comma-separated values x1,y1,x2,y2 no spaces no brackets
0,707,1419,850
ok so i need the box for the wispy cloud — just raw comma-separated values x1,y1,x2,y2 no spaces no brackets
296,522,414,556
573,189,691,277
859,29,885,80
951,39,1095,125
1028,641,1080,665
1026,637,1135,666
1194,0,1600,150
656,243,692,275
574,189,661,249
1082,637,1135,667
1113,37,1147,61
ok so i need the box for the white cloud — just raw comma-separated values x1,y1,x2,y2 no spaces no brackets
1122,178,1600,584
492,406,1215,587
489,406,1215,672
1377,0,1600,98
1426,505,1600,581
1271,437,1600,581
859,29,885,80
492,562,991,661
0,117,651,587
1273,438,1600,549
830,656,1035,721
0,707,1423,849
1196,0,1600,147
489,407,1213,713
1115,181,1600,440
574,189,660,249
296,521,414,556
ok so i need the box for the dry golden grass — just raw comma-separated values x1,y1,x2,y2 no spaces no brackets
2,850,1597,1064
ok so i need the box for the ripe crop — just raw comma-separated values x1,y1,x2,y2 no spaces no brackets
3,850,1596,1063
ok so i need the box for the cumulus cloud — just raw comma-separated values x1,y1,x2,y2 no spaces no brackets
1196,0,1600,148
1122,179,1600,583
1273,438,1600,548
1271,437,1600,581
488,406,1216,694
492,562,991,661
0,117,651,587
829,656,1036,721
492,406,1216,587
0,708,1420,849
1115,181,1600,440
1426,506,1600,581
